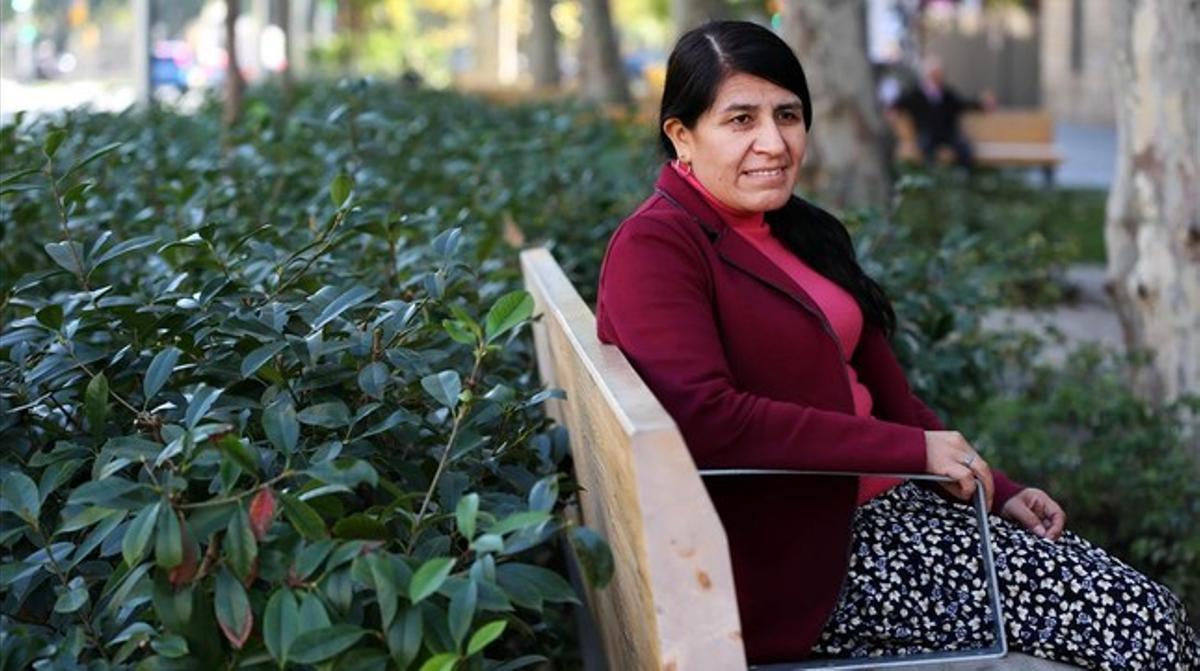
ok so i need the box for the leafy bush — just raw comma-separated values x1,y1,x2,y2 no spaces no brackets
888,169,1091,306
0,82,623,670
968,347,1200,622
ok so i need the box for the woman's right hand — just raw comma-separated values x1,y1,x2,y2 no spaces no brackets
925,431,994,510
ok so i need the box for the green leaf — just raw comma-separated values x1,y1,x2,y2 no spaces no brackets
289,624,366,664
217,434,259,476
455,493,479,541
121,501,161,566
155,506,183,569
91,234,158,270
0,472,41,526
442,319,477,346
280,494,326,540
448,579,477,651
489,655,548,671
332,514,388,540
293,539,336,580
417,653,460,671
263,401,299,454
330,173,353,207
44,241,86,276
306,459,378,489
185,384,224,429
214,568,253,649
484,291,534,344
357,362,389,400
43,129,67,158
311,285,377,330
569,526,614,589
409,557,455,604
470,534,503,554
54,582,90,613
150,633,189,658
528,475,558,513
263,588,300,665
241,341,288,378
85,372,109,435
143,347,181,402
297,401,351,428
68,477,143,506
487,510,551,536
0,167,40,186
386,606,423,669
496,563,578,609
298,590,331,629
465,620,507,657
62,141,122,180
58,505,118,533
421,370,462,409
152,571,193,631
225,505,258,580
335,649,390,671
36,304,63,330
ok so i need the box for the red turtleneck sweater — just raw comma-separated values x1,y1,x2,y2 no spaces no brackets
672,162,901,502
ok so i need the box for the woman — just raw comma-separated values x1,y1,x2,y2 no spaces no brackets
595,20,1198,669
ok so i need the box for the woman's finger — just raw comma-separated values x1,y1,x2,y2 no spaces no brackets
1005,500,1045,537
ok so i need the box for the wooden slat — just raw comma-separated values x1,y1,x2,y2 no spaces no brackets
521,248,746,671
890,109,1060,168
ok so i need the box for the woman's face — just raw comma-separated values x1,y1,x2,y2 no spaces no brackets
665,72,807,214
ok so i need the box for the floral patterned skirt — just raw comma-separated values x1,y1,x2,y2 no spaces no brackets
810,482,1199,670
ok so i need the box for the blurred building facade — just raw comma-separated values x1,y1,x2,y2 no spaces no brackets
1040,0,1115,125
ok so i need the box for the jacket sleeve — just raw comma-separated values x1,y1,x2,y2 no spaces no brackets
595,216,928,476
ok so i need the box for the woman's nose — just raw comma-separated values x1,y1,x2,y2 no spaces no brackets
754,120,787,154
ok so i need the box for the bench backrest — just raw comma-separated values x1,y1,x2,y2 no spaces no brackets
892,108,1057,161
520,248,746,670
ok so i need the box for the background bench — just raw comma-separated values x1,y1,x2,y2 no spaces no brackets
520,247,1081,670
891,109,1063,182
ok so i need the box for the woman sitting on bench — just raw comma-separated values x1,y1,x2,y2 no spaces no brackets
595,20,1198,669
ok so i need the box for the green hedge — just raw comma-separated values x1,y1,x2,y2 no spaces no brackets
1,80,1195,669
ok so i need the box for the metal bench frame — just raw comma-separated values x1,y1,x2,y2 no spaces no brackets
700,471,1006,670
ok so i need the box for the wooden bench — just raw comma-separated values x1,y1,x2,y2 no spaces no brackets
891,109,1063,183
520,247,1081,670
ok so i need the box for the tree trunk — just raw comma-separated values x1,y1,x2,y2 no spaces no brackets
578,0,631,104
529,0,560,88
670,0,726,39
1105,0,1200,404
781,0,891,210
223,0,246,128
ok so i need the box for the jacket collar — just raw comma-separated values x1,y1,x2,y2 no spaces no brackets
652,163,828,321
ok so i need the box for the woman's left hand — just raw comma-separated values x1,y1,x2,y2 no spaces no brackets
1000,488,1066,541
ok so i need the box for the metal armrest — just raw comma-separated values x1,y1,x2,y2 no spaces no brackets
697,469,1008,670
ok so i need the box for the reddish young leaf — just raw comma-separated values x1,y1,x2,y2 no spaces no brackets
215,569,254,649
168,522,199,586
248,488,277,541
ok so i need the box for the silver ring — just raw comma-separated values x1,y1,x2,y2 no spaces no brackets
961,453,977,468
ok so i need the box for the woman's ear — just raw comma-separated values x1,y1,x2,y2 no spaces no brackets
662,118,693,163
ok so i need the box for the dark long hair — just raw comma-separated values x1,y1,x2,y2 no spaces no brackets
660,20,895,337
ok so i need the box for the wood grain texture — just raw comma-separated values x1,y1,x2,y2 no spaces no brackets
522,248,746,670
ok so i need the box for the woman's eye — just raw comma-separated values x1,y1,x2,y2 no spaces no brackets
777,110,799,122
730,114,752,125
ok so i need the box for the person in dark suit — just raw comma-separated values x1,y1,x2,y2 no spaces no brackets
595,20,1199,668
892,56,995,168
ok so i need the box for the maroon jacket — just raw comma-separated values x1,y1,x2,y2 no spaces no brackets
595,164,1023,662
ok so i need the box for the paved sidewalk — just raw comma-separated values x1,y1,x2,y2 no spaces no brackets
982,264,1124,364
